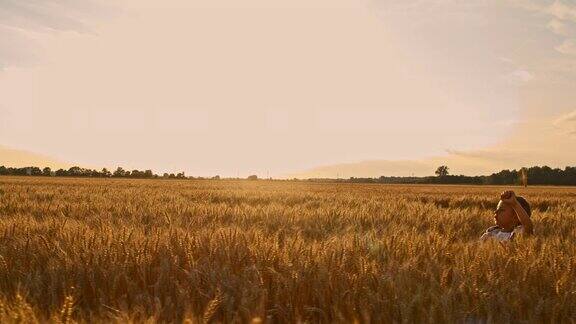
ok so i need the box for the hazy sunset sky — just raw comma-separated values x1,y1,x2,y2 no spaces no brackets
1,0,575,177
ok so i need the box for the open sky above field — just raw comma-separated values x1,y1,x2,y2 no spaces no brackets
1,0,576,177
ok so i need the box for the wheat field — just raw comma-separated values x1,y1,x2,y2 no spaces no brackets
0,177,574,323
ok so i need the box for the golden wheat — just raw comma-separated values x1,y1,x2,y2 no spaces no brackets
0,177,574,323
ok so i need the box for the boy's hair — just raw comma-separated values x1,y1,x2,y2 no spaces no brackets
516,196,531,217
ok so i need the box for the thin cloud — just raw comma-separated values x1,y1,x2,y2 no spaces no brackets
553,110,576,137
547,0,576,22
555,39,576,54
513,1,576,57
445,149,491,160
516,0,576,22
0,0,112,32
0,26,40,68
504,69,534,84
555,110,576,124
0,145,69,169
498,56,515,64
508,0,545,12
547,19,570,35
0,0,113,68
444,149,524,163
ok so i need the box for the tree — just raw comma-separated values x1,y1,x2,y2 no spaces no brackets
435,166,449,177
247,175,258,180
113,167,126,177
28,167,42,176
42,167,52,176
68,166,83,176
55,169,68,177
101,168,112,177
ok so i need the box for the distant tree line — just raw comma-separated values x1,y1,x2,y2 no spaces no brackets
0,165,218,180
3,164,576,185
0,165,266,180
343,166,576,186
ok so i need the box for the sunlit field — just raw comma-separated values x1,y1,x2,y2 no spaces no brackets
0,177,574,323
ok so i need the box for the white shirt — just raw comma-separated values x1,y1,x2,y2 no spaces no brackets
480,226,524,242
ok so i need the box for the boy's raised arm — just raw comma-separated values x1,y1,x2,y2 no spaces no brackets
512,200,533,235
502,191,534,235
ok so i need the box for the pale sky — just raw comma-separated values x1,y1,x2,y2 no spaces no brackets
1,0,575,177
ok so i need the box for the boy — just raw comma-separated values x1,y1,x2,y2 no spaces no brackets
480,190,533,242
